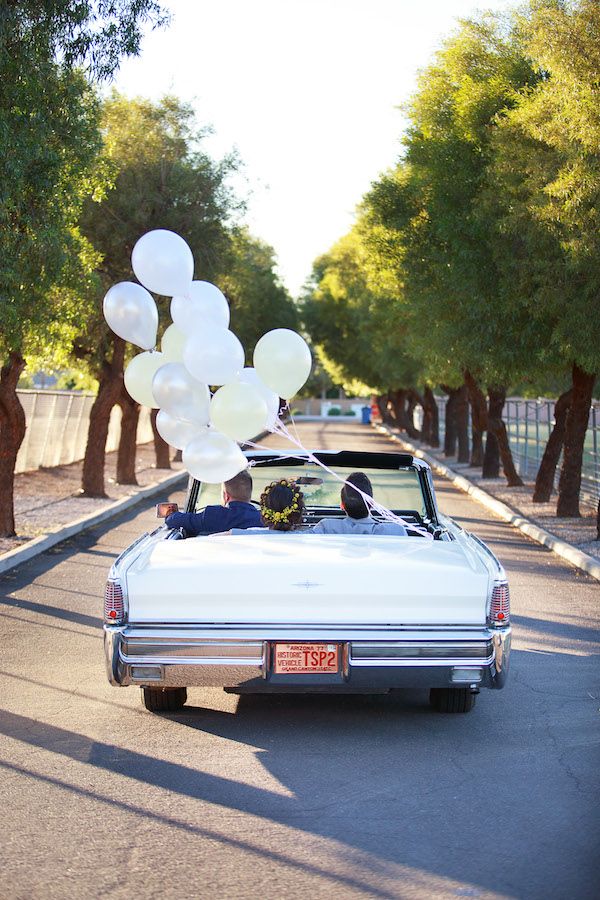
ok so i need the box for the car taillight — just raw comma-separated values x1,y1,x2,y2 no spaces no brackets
104,579,125,625
489,581,510,626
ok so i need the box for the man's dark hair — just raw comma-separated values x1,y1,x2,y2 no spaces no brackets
341,471,373,519
224,470,253,502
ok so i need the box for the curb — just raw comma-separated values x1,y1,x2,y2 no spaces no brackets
0,469,188,577
374,422,600,583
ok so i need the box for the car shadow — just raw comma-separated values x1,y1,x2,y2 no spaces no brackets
1,646,598,897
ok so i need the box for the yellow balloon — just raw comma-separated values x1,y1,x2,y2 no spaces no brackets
124,351,165,408
210,382,268,441
161,323,186,362
253,329,312,399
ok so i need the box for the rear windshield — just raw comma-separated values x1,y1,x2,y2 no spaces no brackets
195,462,426,518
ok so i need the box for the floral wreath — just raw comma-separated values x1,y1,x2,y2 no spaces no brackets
260,479,303,526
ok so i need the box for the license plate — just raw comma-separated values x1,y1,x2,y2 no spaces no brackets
274,643,340,674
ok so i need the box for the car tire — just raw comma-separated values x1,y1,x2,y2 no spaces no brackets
429,687,476,713
142,686,187,712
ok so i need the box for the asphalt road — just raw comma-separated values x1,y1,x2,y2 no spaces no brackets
1,421,598,900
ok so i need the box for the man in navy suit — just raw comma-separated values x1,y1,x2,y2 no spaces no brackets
165,470,262,536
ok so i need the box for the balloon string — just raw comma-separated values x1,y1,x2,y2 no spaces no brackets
242,420,433,539
273,419,432,537
285,402,302,446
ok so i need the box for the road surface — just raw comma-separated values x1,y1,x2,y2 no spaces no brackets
1,421,598,899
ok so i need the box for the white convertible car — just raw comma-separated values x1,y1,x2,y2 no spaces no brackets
103,450,511,714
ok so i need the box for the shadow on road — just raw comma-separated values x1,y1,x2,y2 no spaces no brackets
0,646,598,898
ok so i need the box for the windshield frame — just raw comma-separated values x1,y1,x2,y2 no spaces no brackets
184,449,439,525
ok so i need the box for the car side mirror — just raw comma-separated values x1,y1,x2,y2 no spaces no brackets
156,502,178,518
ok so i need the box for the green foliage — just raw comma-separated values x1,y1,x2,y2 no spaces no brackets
303,227,422,395
77,92,242,373
362,13,541,389
220,228,299,361
327,1,600,398
0,49,104,361
4,1,169,81
0,0,167,366
54,368,99,392
484,0,600,376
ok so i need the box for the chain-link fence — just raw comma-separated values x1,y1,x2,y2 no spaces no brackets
435,396,600,506
15,390,154,474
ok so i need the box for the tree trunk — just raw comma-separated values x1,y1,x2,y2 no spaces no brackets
464,370,488,468
533,389,572,503
151,408,171,469
471,430,484,468
486,385,523,486
420,391,432,445
0,352,27,537
482,388,501,478
423,386,439,448
81,336,125,498
557,364,596,517
441,386,458,457
116,385,140,485
596,499,599,541
456,384,470,463
376,394,394,426
389,389,408,432
405,391,422,440
483,430,500,478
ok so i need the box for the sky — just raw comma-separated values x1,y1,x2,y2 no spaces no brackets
114,0,516,296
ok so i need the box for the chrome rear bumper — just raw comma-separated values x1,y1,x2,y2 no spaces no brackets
104,623,511,692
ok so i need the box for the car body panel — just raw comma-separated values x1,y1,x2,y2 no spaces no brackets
125,532,491,626
103,449,511,697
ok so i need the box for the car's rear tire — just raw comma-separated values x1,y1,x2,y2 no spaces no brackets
429,687,476,713
142,686,187,712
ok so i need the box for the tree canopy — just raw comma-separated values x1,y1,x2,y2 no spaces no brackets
220,228,299,360
303,0,599,511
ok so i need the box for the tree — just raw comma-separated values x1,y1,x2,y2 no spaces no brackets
0,34,102,537
220,229,299,358
77,93,240,496
0,0,167,537
302,227,424,436
362,15,544,483
485,0,600,514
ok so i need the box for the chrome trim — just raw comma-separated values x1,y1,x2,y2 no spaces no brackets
105,624,511,691
470,533,503,573
351,641,493,661
121,635,263,661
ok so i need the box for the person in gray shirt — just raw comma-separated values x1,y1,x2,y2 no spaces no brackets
312,471,407,536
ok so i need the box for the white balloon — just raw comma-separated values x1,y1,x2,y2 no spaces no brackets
253,329,312,399
210,382,268,442
171,281,230,331
238,367,280,428
156,410,208,450
103,282,158,350
183,430,247,484
123,351,165,407
131,229,193,297
152,362,210,424
160,323,186,363
183,326,245,386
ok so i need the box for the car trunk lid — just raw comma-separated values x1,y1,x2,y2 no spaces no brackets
125,533,490,625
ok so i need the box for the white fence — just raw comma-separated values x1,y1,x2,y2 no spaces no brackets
435,395,600,506
15,390,154,474
291,397,370,417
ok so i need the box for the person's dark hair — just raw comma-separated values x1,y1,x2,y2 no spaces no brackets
341,471,373,519
224,470,253,502
260,479,305,531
